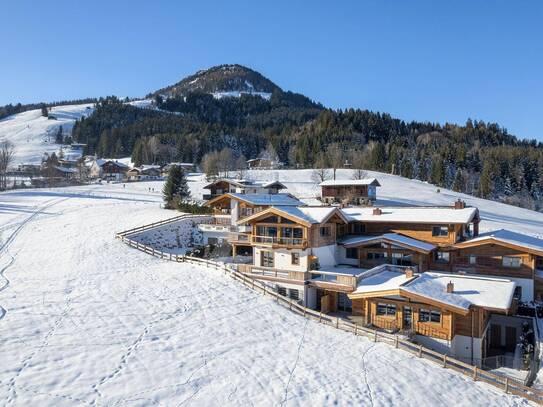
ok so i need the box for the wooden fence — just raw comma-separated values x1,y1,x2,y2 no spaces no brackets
115,217,543,404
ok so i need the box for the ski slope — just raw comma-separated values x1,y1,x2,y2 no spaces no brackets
0,182,533,406
0,104,95,166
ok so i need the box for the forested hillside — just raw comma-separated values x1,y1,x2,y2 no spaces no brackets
69,65,543,211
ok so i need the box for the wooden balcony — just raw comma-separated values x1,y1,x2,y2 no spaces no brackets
251,235,308,249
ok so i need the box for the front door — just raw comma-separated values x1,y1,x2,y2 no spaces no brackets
403,306,412,330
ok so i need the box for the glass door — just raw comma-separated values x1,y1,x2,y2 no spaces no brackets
403,306,412,330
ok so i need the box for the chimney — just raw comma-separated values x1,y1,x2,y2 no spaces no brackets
405,268,414,279
454,199,465,210
373,207,382,216
446,281,454,293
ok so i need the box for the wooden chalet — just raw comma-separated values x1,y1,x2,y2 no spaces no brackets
202,179,286,200
320,178,381,205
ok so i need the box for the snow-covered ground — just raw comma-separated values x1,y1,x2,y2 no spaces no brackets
0,181,533,406
0,104,95,166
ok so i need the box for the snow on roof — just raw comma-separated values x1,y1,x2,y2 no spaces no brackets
273,206,341,224
460,229,543,254
204,178,285,190
341,233,436,252
230,193,303,206
341,206,478,224
403,272,515,312
94,159,129,168
353,269,415,294
320,178,381,187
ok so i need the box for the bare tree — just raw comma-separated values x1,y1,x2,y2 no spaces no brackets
0,141,14,190
311,153,331,183
218,148,235,177
201,151,219,180
147,136,161,164
235,153,247,179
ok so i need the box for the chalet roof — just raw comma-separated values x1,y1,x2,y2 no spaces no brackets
454,229,543,256
350,267,515,313
320,178,381,187
341,233,436,253
203,178,286,190
95,159,129,169
229,193,303,206
236,205,348,227
341,206,478,225
403,272,515,312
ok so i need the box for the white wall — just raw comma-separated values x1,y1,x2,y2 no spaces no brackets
305,287,317,309
312,245,337,267
231,200,239,224
415,335,452,355
253,246,309,271
451,335,484,364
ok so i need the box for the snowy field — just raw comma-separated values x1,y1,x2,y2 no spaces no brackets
0,104,95,166
0,180,535,406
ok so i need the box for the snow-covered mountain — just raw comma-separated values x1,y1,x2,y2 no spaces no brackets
151,64,281,100
0,103,94,166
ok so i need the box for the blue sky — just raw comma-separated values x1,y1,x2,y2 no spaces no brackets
1,1,542,140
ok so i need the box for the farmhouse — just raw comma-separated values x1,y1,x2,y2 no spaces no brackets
320,178,381,205
89,159,129,181
126,165,162,181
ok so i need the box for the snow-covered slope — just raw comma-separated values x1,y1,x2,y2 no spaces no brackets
0,104,94,166
0,183,531,406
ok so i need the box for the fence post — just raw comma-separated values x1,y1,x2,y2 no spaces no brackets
303,307,306,317
472,366,478,381
418,345,422,358
336,318,339,329
374,331,378,342
395,336,399,349
443,354,447,368
504,377,509,393
354,324,358,336
319,312,322,323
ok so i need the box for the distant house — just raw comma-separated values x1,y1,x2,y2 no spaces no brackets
127,165,162,181
161,162,195,177
89,159,129,181
246,158,282,169
320,178,381,205
202,178,287,200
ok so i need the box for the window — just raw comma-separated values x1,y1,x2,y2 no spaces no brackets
291,252,300,265
435,252,450,263
432,226,449,237
346,248,358,259
469,255,477,265
288,289,300,301
277,286,287,296
376,303,396,316
282,227,303,238
353,223,366,234
513,286,522,301
261,251,274,267
419,309,441,323
367,252,386,260
502,256,521,268
320,226,331,237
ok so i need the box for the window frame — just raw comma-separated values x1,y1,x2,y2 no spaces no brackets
346,248,358,259
376,302,396,316
432,226,449,237
419,308,441,323
320,225,331,237
502,256,521,268
468,255,477,265
435,251,450,263
261,250,274,268
291,252,300,265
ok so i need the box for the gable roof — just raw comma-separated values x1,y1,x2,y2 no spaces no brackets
341,206,478,225
203,178,286,190
238,205,348,227
341,233,436,253
454,229,543,256
349,267,515,314
320,178,381,187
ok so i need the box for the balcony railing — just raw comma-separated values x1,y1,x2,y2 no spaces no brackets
235,264,308,281
251,235,307,248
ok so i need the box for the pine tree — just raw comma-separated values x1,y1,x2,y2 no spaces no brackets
163,165,189,208
41,104,48,117
55,126,63,144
